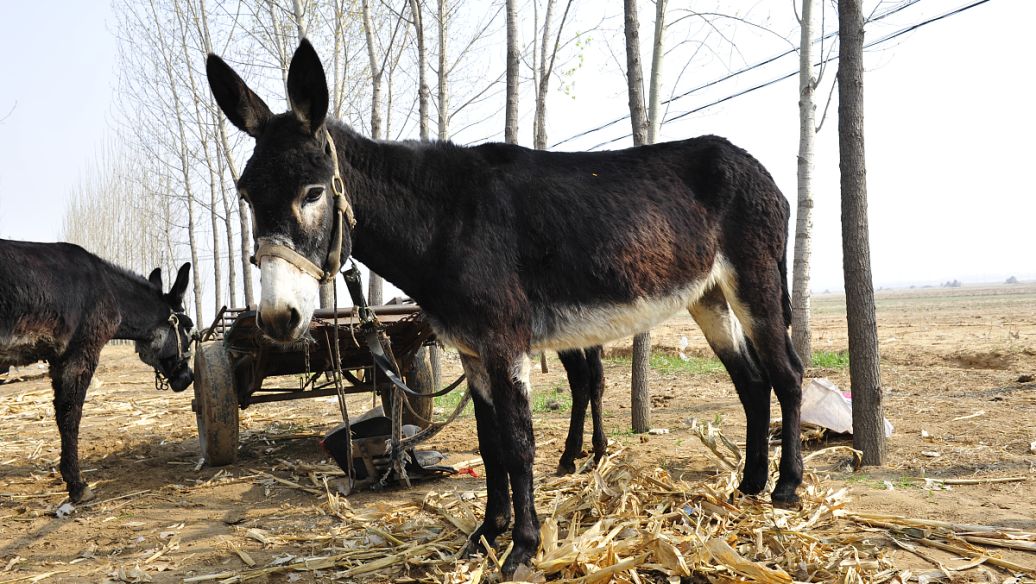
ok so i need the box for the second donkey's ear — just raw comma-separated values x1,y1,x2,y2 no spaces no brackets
167,263,191,310
286,38,329,135
147,268,163,291
206,54,273,138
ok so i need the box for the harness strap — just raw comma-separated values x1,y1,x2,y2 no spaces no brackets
254,243,326,281
155,312,189,391
325,131,356,229
342,265,465,400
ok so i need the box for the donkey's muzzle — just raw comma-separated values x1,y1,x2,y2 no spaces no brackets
257,307,304,342
169,363,194,392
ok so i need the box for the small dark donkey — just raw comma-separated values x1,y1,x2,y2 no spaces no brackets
0,240,195,504
207,40,803,574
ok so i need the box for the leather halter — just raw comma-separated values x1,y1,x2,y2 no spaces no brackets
252,130,356,284
154,311,192,391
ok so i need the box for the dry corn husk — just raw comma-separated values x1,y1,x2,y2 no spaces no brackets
179,425,1035,583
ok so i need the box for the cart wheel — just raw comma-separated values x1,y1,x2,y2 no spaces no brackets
402,345,435,428
193,342,239,466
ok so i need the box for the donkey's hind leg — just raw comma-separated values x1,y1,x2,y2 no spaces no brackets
584,346,607,466
556,345,607,475
689,285,772,496
719,268,804,505
557,348,591,475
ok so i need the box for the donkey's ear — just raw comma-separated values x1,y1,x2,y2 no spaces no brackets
286,39,328,135
206,54,273,138
147,268,163,291
167,262,191,308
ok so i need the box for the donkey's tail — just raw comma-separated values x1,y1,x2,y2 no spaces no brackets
779,241,793,328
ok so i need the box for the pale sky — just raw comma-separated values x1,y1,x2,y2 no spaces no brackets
1,0,1033,300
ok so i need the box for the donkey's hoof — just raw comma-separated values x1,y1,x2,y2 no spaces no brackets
501,544,535,578
70,484,95,504
556,460,577,476
771,489,801,509
460,533,493,559
772,477,801,508
736,477,767,498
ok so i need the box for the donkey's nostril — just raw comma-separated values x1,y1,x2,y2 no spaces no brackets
255,306,304,341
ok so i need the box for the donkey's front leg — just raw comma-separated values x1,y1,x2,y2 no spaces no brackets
50,358,98,504
483,352,539,575
459,356,512,556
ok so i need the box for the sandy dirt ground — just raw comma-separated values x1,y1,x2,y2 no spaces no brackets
1,283,1035,582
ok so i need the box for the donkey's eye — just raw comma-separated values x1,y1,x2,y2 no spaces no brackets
304,186,325,204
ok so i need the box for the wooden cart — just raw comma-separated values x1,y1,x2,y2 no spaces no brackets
191,305,437,466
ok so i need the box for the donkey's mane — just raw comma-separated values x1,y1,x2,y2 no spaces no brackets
60,242,158,295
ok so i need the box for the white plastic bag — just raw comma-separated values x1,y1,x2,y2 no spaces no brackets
800,378,893,437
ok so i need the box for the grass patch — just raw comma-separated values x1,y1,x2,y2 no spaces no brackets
606,349,848,373
432,384,573,416
842,472,919,491
606,352,725,375
532,385,573,414
608,427,636,437
434,384,474,416
650,353,725,375
812,350,850,369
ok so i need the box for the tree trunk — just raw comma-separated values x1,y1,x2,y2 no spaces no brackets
148,0,203,325
238,199,255,308
504,0,519,144
624,0,651,433
792,0,816,367
647,0,666,143
219,154,238,309
292,0,307,38
201,0,252,308
533,0,556,149
630,332,651,432
409,0,430,141
436,0,448,140
214,116,254,307
362,0,386,305
624,0,649,147
173,0,222,316
838,0,884,465
362,0,384,141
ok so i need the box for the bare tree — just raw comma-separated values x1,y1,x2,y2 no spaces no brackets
436,0,449,139
792,0,817,367
62,146,168,278
532,0,573,149
192,0,255,307
173,0,224,314
838,0,884,465
624,0,651,434
361,0,406,305
504,0,519,144
408,0,431,140
647,0,667,144
144,0,205,324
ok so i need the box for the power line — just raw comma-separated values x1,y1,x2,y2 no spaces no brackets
582,0,992,151
550,0,930,150
553,0,927,149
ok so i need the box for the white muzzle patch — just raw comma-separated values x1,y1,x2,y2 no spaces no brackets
259,255,319,339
